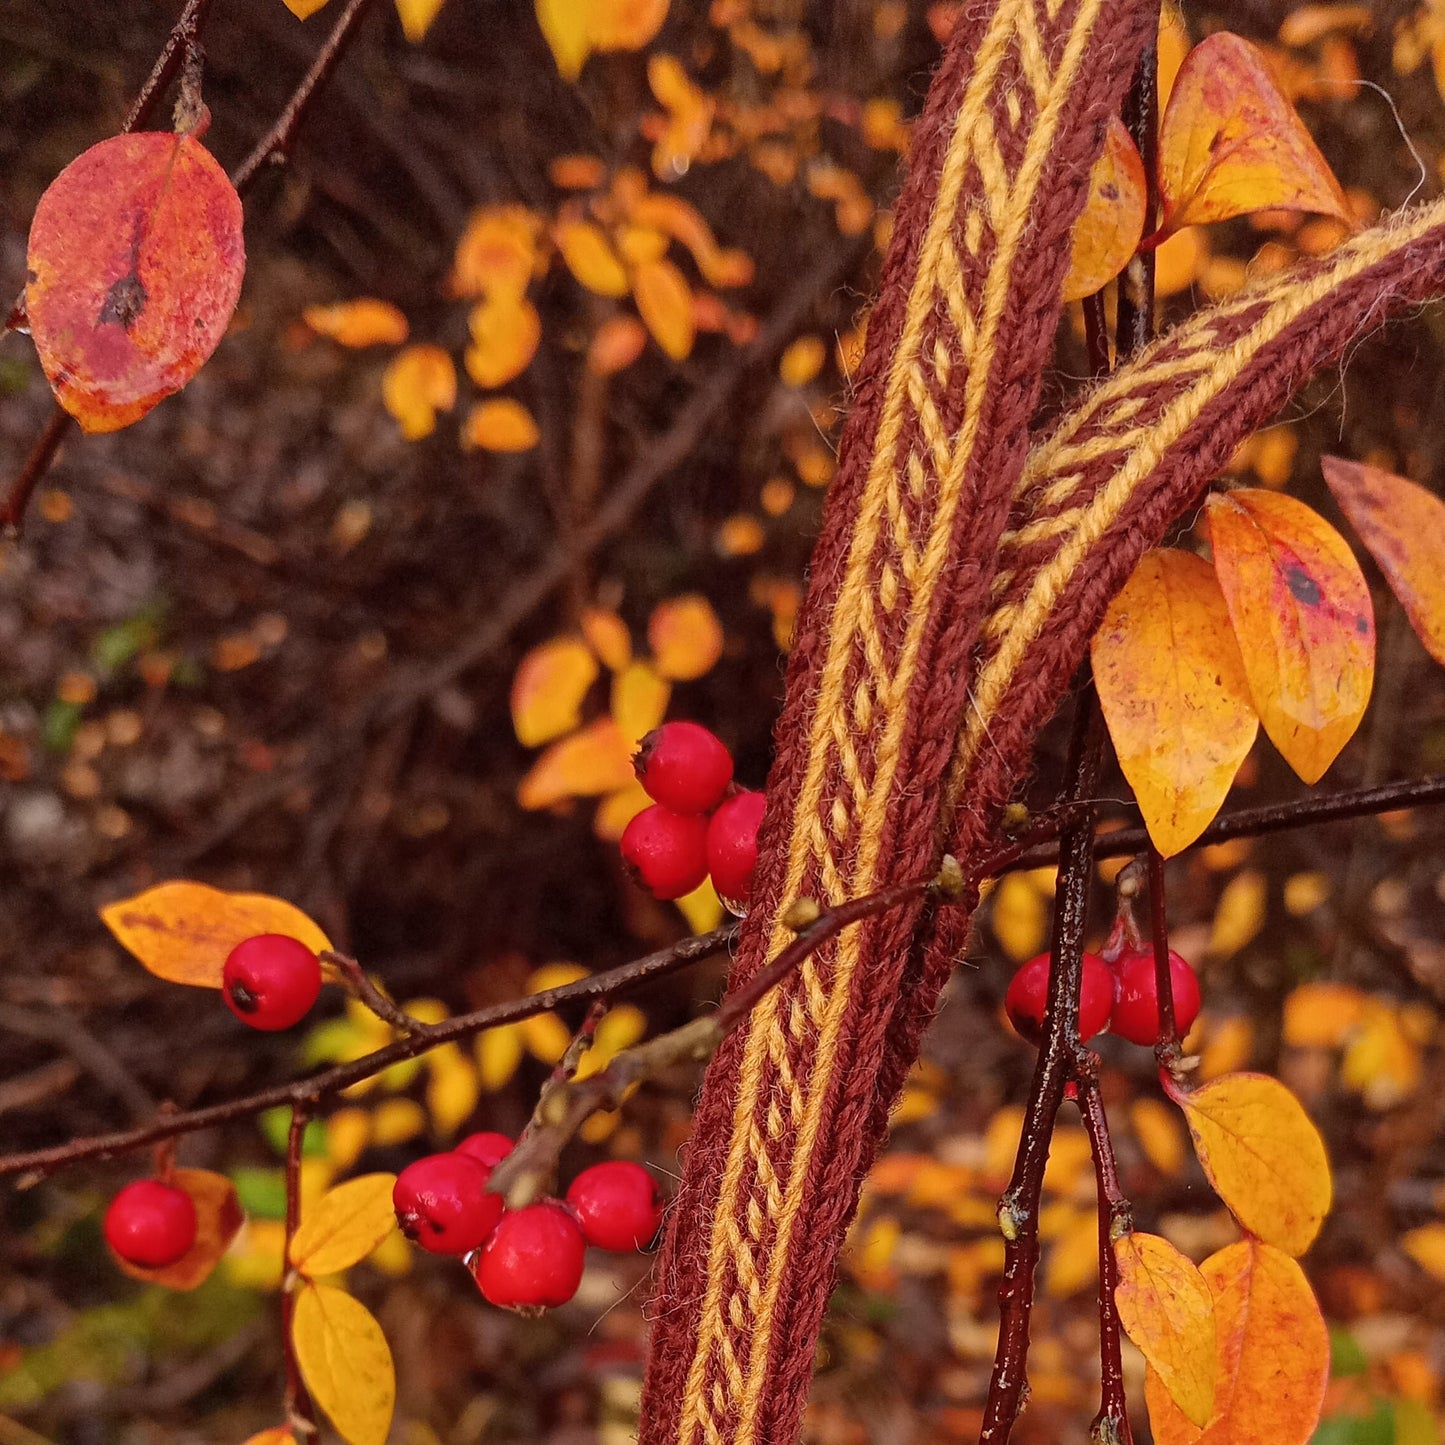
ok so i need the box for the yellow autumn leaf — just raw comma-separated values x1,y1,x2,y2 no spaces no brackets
511,636,600,748
426,1044,480,1135
394,0,444,42
325,1109,371,1171
291,1283,395,1445
989,871,1048,963
1282,981,1366,1049
1209,869,1266,957
112,1168,244,1292
633,256,695,360
647,53,713,179
381,344,456,441
1402,1222,1445,1282
1043,1207,1099,1298
1115,1231,1217,1428
465,293,541,389
537,0,591,79
594,780,652,841
462,398,540,452
676,877,724,932
450,205,542,298
580,606,632,670
101,881,331,988
284,0,330,18
369,1097,426,1147
476,1023,526,1090
611,660,671,747
589,0,669,51
303,299,408,348
1168,1072,1332,1256
517,717,636,808
241,1430,296,1445
289,1173,399,1277
1131,1097,1187,1177
1339,1001,1420,1110
1062,116,1148,302
1092,550,1258,857
648,594,723,680
556,216,631,297
779,335,826,388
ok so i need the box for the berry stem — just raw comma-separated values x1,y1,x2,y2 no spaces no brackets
322,951,424,1035
282,1102,319,1438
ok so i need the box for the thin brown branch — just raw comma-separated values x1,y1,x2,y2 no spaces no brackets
1,407,71,537
281,1104,319,1438
322,950,424,1035
1146,846,1179,1058
124,0,217,133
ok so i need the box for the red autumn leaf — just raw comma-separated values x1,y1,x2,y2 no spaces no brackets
26,131,245,433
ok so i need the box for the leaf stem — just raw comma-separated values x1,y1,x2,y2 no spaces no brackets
282,1103,319,1438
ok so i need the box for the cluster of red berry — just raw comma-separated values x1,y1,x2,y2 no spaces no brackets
621,722,765,911
1003,945,1202,1047
104,1177,198,1268
392,1134,664,1310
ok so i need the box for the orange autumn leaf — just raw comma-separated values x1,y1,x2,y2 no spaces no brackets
1115,1231,1217,1428
555,216,631,297
611,660,671,747
381,344,456,440
101,881,331,988
284,0,330,14
26,132,245,433
580,606,633,670
517,717,636,809
511,636,600,747
537,0,590,79
1322,455,1445,668
648,594,723,679
1092,550,1258,857
241,1432,297,1445
1062,116,1147,302
1207,489,1373,784
779,335,826,387
291,1283,395,1445
633,256,695,360
587,315,649,375
1145,1239,1328,1445
647,53,714,179
465,293,541,388
395,0,444,42
1166,1072,1332,1256
461,398,540,452
303,298,409,348
629,193,754,288
550,154,607,190
1157,33,1350,234
589,0,670,51
113,1169,244,1291
450,205,542,298
289,1173,398,1277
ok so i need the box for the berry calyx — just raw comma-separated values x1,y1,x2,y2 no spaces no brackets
705,789,766,910
633,722,735,814
566,1161,664,1251
1109,947,1202,1046
104,1179,197,1268
472,1201,587,1310
1004,951,1114,1045
620,805,709,900
222,934,322,1032
393,1152,502,1255
457,1131,514,1168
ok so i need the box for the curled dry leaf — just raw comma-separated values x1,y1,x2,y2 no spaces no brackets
1062,116,1147,303
289,1173,399,1278
1114,1231,1217,1428
1206,489,1373,785
291,1283,395,1445
100,881,331,988
1167,1072,1331,1256
113,1168,245,1291
26,132,245,433
1145,1238,1328,1445
511,636,600,747
1157,32,1350,234
1092,549,1258,857
1321,455,1445,668
381,344,456,440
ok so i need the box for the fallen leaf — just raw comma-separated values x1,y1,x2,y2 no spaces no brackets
1167,1072,1331,1256
1093,549,1259,856
113,1168,244,1291
1145,1238,1328,1445
610,660,671,747
517,717,636,809
394,0,444,42
1157,33,1350,233
511,636,599,747
1115,1231,1217,1428
465,293,540,388
1062,116,1148,302
303,298,408,348
633,256,695,360
1321,455,1445,668
648,594,723,679
461,398,539,452
289,1174,398,1278
101,881,331,988
381,344,456,440
1207,489,1374,784
291,1283,395,1445
26,133,245,432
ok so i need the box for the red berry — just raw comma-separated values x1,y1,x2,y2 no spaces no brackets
1110,947,1202,1046
705,789,766,909
104,1179,197,1268
634,722,735,814
1004,951,1113,1045
566,1161,664,1251
222,934,321,1031
472,1201,587,1310
457,1131,514,1168
393,1152,503,1255
620,805,709,900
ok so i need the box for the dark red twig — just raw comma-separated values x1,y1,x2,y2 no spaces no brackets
125,0,217,133
1146,846,1179,1058
281,1103,319,1437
